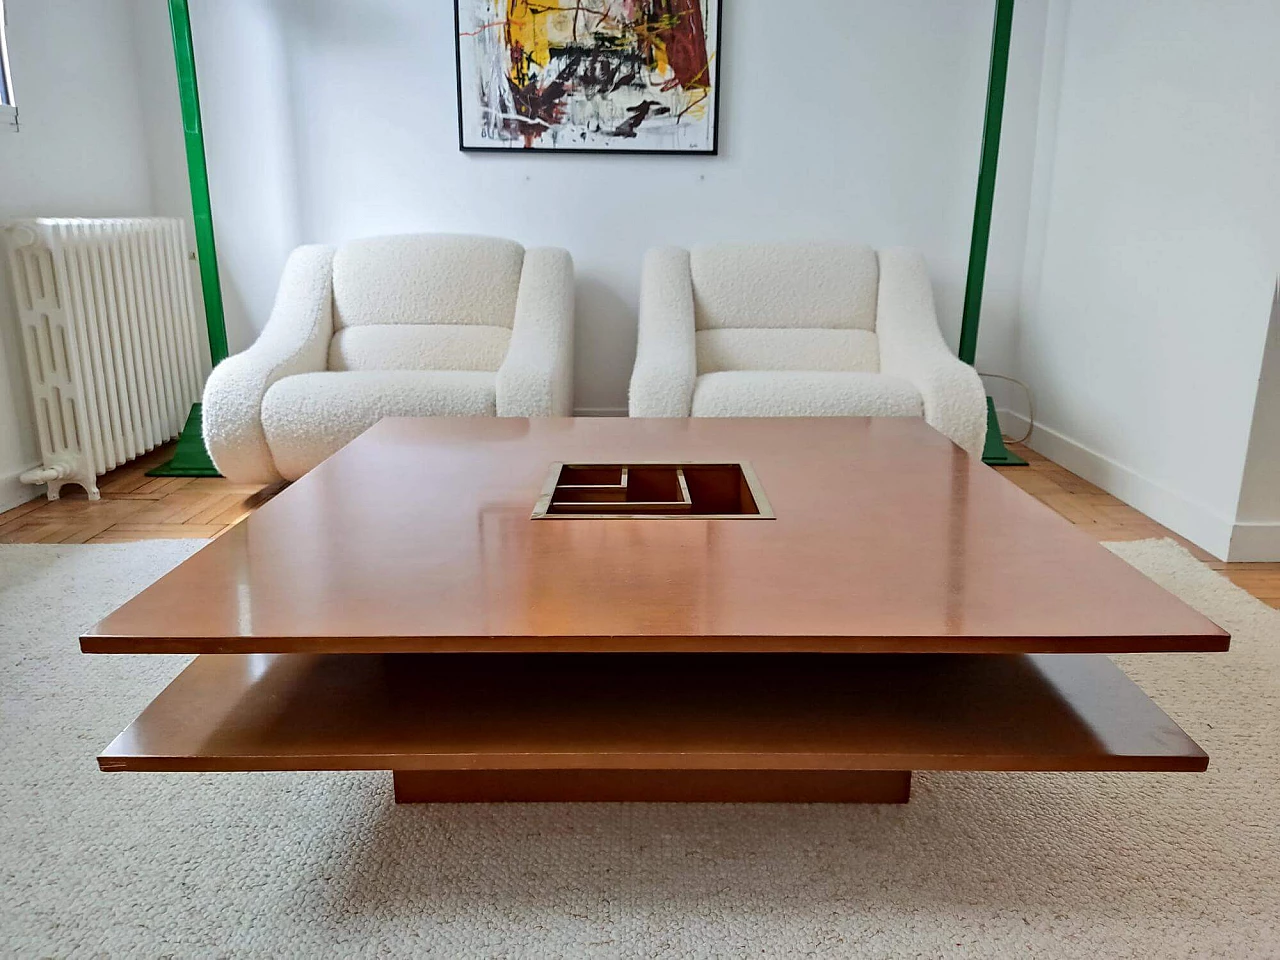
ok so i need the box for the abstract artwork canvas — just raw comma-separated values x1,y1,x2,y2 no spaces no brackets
454,1,721,154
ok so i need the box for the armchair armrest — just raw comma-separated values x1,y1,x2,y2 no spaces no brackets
496,247,575,417
628,247,697,417
876,248,987,457
202,244,335,481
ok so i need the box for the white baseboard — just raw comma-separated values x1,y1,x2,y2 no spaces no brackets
573,407,628,417
995,408,1238,560
1227,522,1280,563
0,464,44,513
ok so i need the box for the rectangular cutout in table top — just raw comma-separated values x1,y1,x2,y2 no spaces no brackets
533,461,773,519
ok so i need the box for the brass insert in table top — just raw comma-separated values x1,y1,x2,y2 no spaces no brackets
532,461,775,520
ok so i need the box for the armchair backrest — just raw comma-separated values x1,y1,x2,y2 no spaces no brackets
328,234,525,373
688,243,882,374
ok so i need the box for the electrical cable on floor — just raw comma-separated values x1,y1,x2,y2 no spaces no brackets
977,372,1034,444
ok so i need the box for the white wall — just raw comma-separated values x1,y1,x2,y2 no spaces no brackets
1010,0,1280,559
0,0,155,510
132,0,1051,414
1233,285,1280,560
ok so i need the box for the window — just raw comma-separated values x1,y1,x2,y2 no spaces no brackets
0,0,15,132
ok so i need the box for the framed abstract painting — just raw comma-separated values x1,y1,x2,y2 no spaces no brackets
454,1,722,154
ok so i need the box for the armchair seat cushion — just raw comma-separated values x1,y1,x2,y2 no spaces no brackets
690,371,923,419
261,371,496,479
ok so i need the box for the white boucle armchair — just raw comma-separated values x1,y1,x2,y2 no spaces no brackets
627,244,987,456
203,234,574,481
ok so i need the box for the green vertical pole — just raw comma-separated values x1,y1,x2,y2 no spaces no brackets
149,0,225,476
170,0,227,365
960,0,1026,465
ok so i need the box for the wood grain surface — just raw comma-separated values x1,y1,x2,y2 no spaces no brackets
7,435,1276,610
98,652,1208,774
81,418,1228,654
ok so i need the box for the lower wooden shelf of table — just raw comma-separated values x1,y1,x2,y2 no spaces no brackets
97,652,1207,803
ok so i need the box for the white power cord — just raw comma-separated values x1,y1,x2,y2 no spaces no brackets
977,372,1034,444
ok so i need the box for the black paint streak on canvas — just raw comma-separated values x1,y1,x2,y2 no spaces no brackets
614,100,667,138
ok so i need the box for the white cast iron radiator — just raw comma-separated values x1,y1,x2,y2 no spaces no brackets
4,218,207,500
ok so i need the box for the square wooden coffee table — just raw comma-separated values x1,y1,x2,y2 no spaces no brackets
83,418,1229,803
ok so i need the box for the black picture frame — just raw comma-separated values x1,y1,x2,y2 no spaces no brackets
453,0,723,156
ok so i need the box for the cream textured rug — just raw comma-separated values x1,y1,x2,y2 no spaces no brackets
1,538,1278,959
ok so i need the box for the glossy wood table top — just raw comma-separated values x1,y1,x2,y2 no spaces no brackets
82,417,1229,654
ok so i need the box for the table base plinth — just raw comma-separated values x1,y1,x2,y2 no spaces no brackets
391,769,912,804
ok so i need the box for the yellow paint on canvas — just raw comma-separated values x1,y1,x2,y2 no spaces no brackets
652,36,671,78
681,96,708,122
505,0,553,85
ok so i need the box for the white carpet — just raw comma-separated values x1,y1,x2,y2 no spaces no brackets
1,538,1277,959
